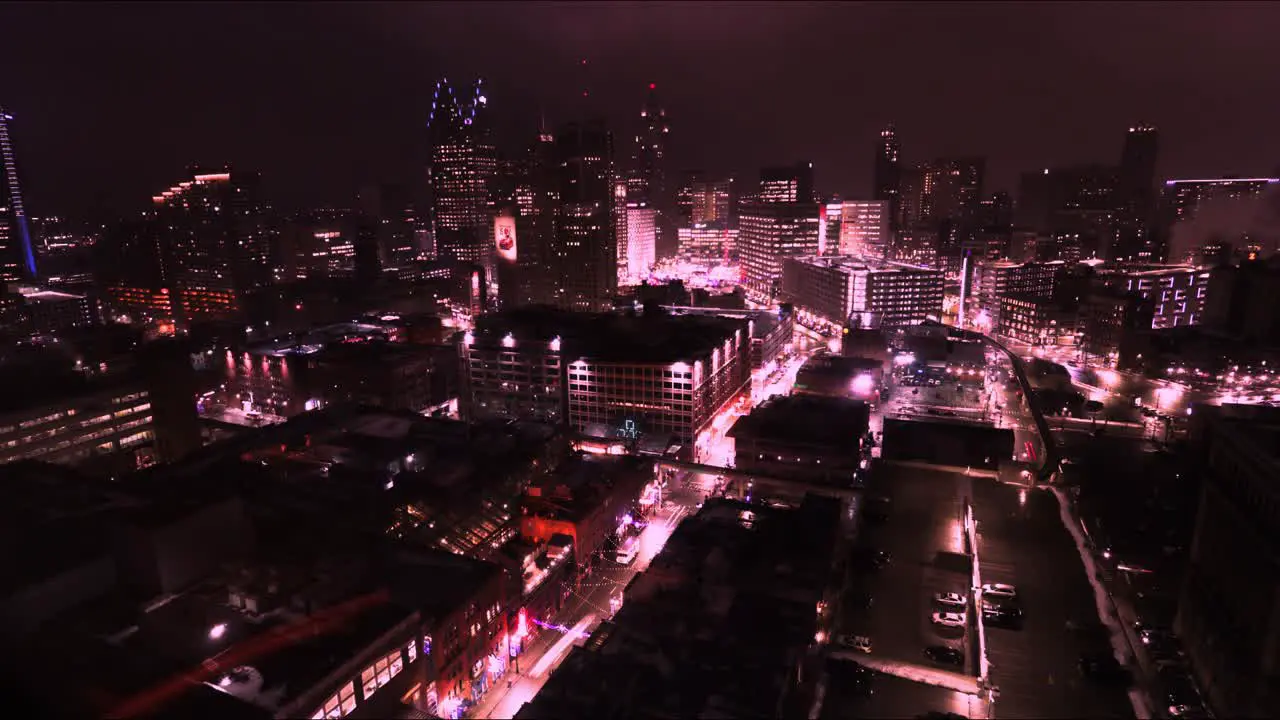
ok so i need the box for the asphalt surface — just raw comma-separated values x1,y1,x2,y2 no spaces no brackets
821,668,981,719
844,465,976,677
972,476,1135,719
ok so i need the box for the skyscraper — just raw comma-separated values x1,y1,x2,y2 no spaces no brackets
0,107,37,281
873,124,902,235
632,84,672,257
676,171,734,227
554,120,618,310
428,78,496,270
1116,123,1160,260
739,201,820,299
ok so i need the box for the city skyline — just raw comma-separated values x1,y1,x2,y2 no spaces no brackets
5,2,1280,218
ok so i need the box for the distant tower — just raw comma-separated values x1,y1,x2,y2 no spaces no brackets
633,84,673,257
0,107,37,281
873,124,902,235
1117,122,1160,260
428,78,496,271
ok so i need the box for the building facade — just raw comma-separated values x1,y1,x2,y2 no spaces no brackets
554,121,619,311
1175,416,1280,719
838,200,890,258
739,201,819,299
780,255,944,330
676,223,738,259
0,107,37,282
0,383,154,467
429,78,496,269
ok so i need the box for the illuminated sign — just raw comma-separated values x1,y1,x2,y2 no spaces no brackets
494,215,517,263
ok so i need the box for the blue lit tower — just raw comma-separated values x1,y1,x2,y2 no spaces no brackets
0,107,37,281
428,78,496,268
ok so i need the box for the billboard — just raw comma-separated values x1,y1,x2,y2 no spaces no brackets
495,215,517,263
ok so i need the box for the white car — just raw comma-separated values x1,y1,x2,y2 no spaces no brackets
931,612,966,628
935,592,967,608
837,634,873,653
982,583,1018,599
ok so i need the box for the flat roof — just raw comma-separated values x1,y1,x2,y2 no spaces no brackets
473,306,748,363
728,394,870,447
789,254,940,274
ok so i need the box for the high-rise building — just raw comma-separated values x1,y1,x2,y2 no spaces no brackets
739,199,819,299
820,201,842,256
624,200,656,283
145,168,272,324
428,78,496,269
0,107,37,282
499,121,561,309
1115,123,1160,260
1163,177,1280,224
677,224,738,259
676,171,734,226
873,124,902,235
632,84,672,258
554,120,619,310
631,84,669,205
759,163,815,204
838,200,890,257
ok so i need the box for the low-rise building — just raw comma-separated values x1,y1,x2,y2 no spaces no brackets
514,496,841,719
997,294,1081,347
729,394,869,485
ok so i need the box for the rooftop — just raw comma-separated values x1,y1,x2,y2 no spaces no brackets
516,496,841,719
790,254,940,274
471,305,748,363
729,394,870,447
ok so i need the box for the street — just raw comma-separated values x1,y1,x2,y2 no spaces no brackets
466,477,702,719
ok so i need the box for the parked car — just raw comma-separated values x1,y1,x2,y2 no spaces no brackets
931,612,966,628
981,583,1018,599
935,592,967,608
837,634,873,653
923,645,964,666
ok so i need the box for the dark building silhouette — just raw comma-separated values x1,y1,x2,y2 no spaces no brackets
553,120,619,310
873,124,902,236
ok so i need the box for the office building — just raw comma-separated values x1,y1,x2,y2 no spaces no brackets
459,306,750,451
820,201,842,256
1176,414,1280,719
1164,177,1279,224
676,223,738,259
141,169,273,325
0,107,36,281
900,157,985,229
0,282,97,335
676,171,733,226
664,305,794,370
738,199,820,299
780,255,943,329
973,260,1065,328
623,200,656,283
1079,288,1152,363
630,84,670,206
1115,123,1160,260
996,294,1081,347
499,123,560,309
554,121,619,310
873,124,902,234
276,210,358,283
758,162,815,204
838,200,890,257
429,78,496,268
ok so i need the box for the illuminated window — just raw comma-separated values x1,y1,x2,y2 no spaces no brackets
407,638,418,662
361,649,404,699
316,682,356,719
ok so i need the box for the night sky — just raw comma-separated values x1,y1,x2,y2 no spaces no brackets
6,2,1280,218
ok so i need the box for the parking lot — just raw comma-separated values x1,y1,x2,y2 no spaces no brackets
972,477,1134,718
841,464,977,677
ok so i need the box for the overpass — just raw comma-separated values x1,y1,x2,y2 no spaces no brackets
651,456,860,502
